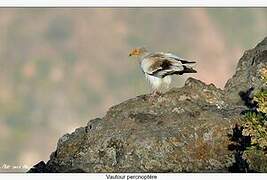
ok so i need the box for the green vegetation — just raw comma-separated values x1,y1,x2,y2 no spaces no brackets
242,67,267,151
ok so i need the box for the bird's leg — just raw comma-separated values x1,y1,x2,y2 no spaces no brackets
149,90,161,102
154,90,161,96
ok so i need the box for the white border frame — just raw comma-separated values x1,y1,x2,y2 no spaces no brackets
0,1,267,180
1,173,267,180
0,0,266,7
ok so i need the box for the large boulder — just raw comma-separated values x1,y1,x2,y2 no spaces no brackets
28,37,267,173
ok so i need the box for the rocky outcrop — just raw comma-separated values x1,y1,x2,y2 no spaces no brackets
28,37,267,173
225,37,267,105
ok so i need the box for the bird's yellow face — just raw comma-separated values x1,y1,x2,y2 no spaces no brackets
129,48,147,57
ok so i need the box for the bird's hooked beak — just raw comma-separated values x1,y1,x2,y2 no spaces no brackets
129,53,132,57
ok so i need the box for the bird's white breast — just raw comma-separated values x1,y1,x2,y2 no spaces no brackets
145,74,171,91
145,74,162,90
141,57,154,74
140,56,172,91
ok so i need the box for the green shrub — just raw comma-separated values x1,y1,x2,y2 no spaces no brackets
242,67,267,151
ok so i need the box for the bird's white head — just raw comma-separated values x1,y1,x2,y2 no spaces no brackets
129,47,148,58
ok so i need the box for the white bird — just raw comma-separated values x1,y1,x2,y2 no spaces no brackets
129,47,197,98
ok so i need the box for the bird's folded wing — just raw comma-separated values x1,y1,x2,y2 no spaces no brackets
142,53,185,78
163,52,196,64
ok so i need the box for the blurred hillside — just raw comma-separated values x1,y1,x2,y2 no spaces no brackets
0,8,266,170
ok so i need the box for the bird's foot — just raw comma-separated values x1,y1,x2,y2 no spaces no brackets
149,90,161,103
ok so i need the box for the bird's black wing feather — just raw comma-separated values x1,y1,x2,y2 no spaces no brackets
144,53,197,78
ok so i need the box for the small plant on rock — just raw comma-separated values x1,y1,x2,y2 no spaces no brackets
242,67,267,151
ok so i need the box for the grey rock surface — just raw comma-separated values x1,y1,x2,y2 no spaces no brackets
28,37,267,173
225,37,267,105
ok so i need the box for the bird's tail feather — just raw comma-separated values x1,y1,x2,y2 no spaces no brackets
177,65,197,75
180,59,196,64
